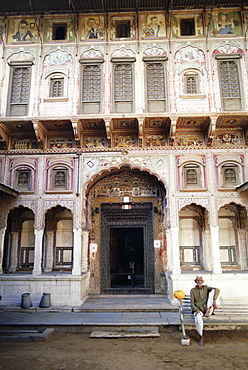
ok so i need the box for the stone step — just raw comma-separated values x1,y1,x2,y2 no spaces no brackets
90,328,160,338
73,296,177,313
180,296,248,330
0,328,54,342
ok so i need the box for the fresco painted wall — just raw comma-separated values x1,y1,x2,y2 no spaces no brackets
209,10,242,36
7,18,39,43
140,13,166,38
80,15,105,40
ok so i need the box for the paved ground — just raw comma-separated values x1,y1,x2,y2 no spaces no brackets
0,296,248,333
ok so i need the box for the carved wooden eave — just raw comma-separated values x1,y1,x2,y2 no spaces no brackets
174,116,210,147
143,117,171,147
0,120,38,150
38,120,75,149
0,183,19,197
236,181,248,194
77,119,108,148
213,115,248,147
110,118,139,148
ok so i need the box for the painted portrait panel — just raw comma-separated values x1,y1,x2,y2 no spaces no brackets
43,18,75,42
7,18,39,43
140,13,166,38
209,10,242,37
172,12,203,37
80,15,105,40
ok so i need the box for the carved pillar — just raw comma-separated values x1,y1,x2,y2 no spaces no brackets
105,119,111,145
0,227,6,274
81,230,89,272
210,226,222,273
9,231,19,272
32,229,44,275
43,231,54,272
202,228,211,271
209,197,222,273
72,228,82,275
238,229,247,270
138,119,143,146
170,226,181,274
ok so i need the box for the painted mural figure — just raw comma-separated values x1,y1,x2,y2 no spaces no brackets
12,19,34,41
82,16,104,39
142,15,165,37
216,13,235,34
86,18,99,39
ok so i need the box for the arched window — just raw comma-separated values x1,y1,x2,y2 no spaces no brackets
184,165,200,188
183,71,200,95
46,162,72,192
13,166,34,191
45,71,68,100
52,168,68,190
224,166,237,184
221,163,240,188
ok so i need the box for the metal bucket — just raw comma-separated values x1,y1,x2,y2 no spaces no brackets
21,293,32,309
39,293,51,308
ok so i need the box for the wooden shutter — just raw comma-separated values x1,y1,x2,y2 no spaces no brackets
146,62,166,112
10,65,31,116
219,59,242,111
50,78,64,97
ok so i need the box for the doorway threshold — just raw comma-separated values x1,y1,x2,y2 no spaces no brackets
102,288,153,295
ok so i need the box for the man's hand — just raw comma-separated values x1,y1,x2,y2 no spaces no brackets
213,299,218,310
195,309,201,314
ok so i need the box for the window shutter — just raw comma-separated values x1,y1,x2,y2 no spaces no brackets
185,75,197,94
82,65,101,102
145,60,166,112
218,59,242,111
50,78,64,97
146,62,165,101
114,63,133,102
9,63,32,116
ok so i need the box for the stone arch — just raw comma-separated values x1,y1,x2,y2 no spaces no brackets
2,205,35,273
218,202,248,270
178,203,209,271
85,165,167,293
43,205,73,272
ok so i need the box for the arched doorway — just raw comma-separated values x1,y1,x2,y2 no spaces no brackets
43,206,73,272
86,166,166,293
218,203,247,269
179,203,207,271
3,206,35,273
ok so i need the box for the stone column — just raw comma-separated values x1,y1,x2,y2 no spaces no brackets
202,228,211,271
32,229,44,275
170,226,181,274
81,230,89,272
209,197,222,274
238,229,247,270
0,227,6,274
43,231,54,272
9,231,19,272
210,226,222,273
72,228,82,275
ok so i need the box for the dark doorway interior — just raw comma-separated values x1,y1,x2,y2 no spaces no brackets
110,227,144,287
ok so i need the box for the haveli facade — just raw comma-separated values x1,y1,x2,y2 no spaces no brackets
0,3,248,306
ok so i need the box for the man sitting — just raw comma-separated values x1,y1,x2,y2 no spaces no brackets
190,276,220,346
